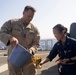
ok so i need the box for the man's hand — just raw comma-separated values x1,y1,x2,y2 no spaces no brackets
9,37,19,46
29,49,34,55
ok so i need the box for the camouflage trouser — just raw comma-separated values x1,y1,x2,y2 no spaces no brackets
7,46,36,75
8,60,36,75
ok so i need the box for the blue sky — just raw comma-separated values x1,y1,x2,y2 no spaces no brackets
0,0,76,39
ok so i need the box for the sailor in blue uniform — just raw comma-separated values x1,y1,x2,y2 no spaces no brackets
40,24,76,75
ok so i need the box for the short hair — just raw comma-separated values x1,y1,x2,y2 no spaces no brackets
53,24,67,33
24,5,36,12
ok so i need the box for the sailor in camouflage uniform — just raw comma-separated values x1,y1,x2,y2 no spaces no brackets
0,6,40,75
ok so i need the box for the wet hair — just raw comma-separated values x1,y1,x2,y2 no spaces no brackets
24,5,36,12
53,24,67,33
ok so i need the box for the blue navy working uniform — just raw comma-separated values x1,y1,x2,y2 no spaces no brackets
47,36,76,75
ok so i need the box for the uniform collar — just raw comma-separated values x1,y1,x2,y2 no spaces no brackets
26,23,32,29
18,18,32,29
58,36,69,46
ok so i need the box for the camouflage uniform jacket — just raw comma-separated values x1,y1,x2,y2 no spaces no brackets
0,18,40,55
